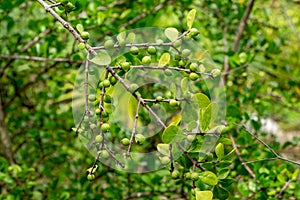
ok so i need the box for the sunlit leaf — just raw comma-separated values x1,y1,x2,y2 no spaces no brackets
89,50,111,65
164,27,178,42
187,9,196,29
196,191,213,200
158,52,170,67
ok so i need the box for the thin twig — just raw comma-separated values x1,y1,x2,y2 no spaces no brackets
229,133,256,178
0,54,82,63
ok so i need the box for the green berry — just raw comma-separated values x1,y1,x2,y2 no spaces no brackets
189,28,199,37
95,135,103,143
87,174,95,181
179,60,186,67
77,42,85,50
191,172,199,181
160,156,170,165
187,134,195,142
142,56,151,65
104,95,111,103
189,72,198,81
81,31,90,40
101,123,110,132
156,96,163,101
211,69,221,77
164,69,172,76
102,80,110,88
171,170,180,179
130,46,139,55
109,76,117,85
121,138,130,146
181,49,191,57
90,123,97,129
147,46,157,55
104,39,115,49
129,83,139,93
189,63,198,72
100,150,109,158
121,62,131,71
169,99,178,107
184,172,191,179
88,94,96,102
135,134,145,145
173,40,182,48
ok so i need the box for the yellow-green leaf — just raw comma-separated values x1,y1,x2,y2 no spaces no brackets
196,191,213,200
199,171,218,186
215,143,224,160
187,9,196,29
164,27,178,42
162,125,179,143
158,52,170,67
76,24,84,33
89,50,111,65
157,143,170,156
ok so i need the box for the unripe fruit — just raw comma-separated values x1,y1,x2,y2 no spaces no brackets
121,62,130,71
142,56,151,65
164,69,172,76
88,94,96,102
102,80,111,88
87,174,95,181
100,150,109,158
181,49,191,57
211,69,221,77
187,134,195,142
135,134,145,145
77,42,85,50
156,96,163,101
81,31,90,40
189,72,198,81
189,28,199,37
103,95,111,103
171,170,180,179
130,46,139,55
169,99,178,107
147,46,157,55
189,62,198,72
121,138,130,146
90,123,97,129
129,83,139,93
191,172,199,181
179,60,186,67
160,156,170,165
173,40,182,48
104,39,114,49
101,123,110,132
95,108,101,115
184,172,191,179
95,135,103,143
109,76,117,85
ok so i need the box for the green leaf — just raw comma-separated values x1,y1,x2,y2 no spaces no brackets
217,168,230,179
213,186,229,200
89,50,111,65
198,171,218,186
158,52,170,67
76,24,84,33
187,9,196,29
292,169,299,181
187,120,198,131
180,77,189,92
237,182,250,197
164,27,178,42
195,191,213,200
157,143,170,156
223,148,236,161
200,102,219,132
215,143,224,160
193,93,210,109
127,32,135,43
162,125,179,143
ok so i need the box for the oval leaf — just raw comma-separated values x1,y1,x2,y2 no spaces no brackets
187,9,196,29
158,52,170,67
162,125,179,143
180,77,189,92
157,143,170,156
193,93,210,109
215,143,224,160
89,50,111,65
164,27,178,42
199,171,218,186
76,24,84,33
196,191,213,200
